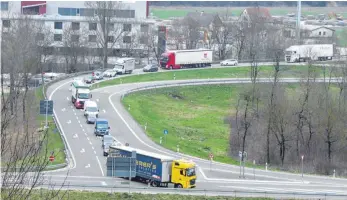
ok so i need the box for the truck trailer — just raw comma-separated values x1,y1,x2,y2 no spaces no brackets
71,80,91,109
285,44,333,63
160,49,213,69
109,145,197,188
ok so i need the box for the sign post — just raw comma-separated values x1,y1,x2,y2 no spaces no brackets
163,129,168,143
239,151,242,178
242,151,247,179
39,100,53,129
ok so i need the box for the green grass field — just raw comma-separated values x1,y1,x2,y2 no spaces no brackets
35,87,66,167
122,84,300,166
150,7,347,19
1,189,273,200
93,65,329,90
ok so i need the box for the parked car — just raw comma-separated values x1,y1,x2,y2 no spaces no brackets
220,59,238,66
92,71,103,80
143,63,159,72
84,76,94,84
103,69,117,77
102,135,114,156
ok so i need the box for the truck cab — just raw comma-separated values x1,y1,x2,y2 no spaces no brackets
71,80,91,109
171,159,197,188
94,118,110,136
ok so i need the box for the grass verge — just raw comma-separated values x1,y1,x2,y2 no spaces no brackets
122,85,256,166
1,189,274,200
35,86,66,167
93,65,329,90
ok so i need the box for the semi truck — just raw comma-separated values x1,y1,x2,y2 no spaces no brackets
71,80,91,109
108,145,197,189
285,44,333,63
160,49,213,69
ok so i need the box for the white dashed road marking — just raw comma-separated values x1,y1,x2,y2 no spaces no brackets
80,148,85,153
92,146,94,150
89,141,92,145
80,124,82,128
67,120,71,124
87,137,90,141
85,164,90,168
101,181,107,186
94,151,96,154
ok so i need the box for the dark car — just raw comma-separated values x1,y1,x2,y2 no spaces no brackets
143,64,159,72
84,76,94,84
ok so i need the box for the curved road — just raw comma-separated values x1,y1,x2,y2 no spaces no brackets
43,67,347,199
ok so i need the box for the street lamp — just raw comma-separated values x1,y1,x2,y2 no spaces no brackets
301,155,304,178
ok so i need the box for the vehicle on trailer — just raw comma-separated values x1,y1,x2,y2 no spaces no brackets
109,145,197,189
143,63,159,72
159,49,213,70
114,57,135,75
284,44,333,63
70,80,91,109
92,71,104,80
84,76,94,84
220,59,238,66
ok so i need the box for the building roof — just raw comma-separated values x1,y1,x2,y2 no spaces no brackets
244,7,272,22
185,11,221,27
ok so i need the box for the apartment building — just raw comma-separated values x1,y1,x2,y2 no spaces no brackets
1,1,154,71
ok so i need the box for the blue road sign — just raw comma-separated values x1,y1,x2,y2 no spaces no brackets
163,129,168,135
39,100,53,115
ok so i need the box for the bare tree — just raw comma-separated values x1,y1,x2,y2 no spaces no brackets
85,1,127,69
181,17,200,49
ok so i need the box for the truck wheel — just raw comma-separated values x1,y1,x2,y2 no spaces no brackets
175,184,183,188
151,181,159,187
128,70,133,74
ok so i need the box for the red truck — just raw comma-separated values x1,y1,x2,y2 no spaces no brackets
159,49,213,70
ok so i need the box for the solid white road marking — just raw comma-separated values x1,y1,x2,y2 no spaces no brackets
49,79,76,170
80,148,85,153
67,120,71,124
85,164,90,168
101,181,107,186
96,156,104,176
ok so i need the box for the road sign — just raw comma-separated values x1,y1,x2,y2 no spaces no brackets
239,151,242,158
163,129,168,135
209,153,214,160
39,100,53,115
49,155,55,162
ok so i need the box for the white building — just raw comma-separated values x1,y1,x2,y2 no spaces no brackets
1,1,154,71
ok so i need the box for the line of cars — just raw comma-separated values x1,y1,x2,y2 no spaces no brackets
70,79,114,157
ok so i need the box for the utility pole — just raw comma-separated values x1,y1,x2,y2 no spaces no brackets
295,0,302,44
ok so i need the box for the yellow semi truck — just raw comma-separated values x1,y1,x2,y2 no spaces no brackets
109,145,197,188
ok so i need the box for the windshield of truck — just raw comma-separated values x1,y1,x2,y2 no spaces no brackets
87,107,98,112
285,51,293,55
114,64,124,69
97,123,108,129
160,56,168,63
186,168,196,177
78,93,89,99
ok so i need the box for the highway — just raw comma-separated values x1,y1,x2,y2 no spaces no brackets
40,64,347,199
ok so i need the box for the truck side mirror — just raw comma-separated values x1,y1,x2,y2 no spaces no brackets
90,94,92,98
108,127,110,129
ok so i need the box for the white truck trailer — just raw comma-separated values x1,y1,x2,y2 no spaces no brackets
159,49,213,69
285,44,334,63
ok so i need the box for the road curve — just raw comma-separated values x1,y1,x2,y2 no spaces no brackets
44,73,347,199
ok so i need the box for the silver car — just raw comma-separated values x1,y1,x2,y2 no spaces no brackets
220,59,238,66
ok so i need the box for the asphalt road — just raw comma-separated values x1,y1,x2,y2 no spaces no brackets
41,65,347,199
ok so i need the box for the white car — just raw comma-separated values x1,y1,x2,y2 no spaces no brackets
103,69,117,77
220,59,238,66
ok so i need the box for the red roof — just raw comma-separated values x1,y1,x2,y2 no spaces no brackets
245,7,272,21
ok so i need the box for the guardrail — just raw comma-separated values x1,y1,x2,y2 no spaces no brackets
3,182,346,199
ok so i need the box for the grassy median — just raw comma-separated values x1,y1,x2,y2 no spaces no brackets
93,65,330,90
122,85,255,165
35,86,66,167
